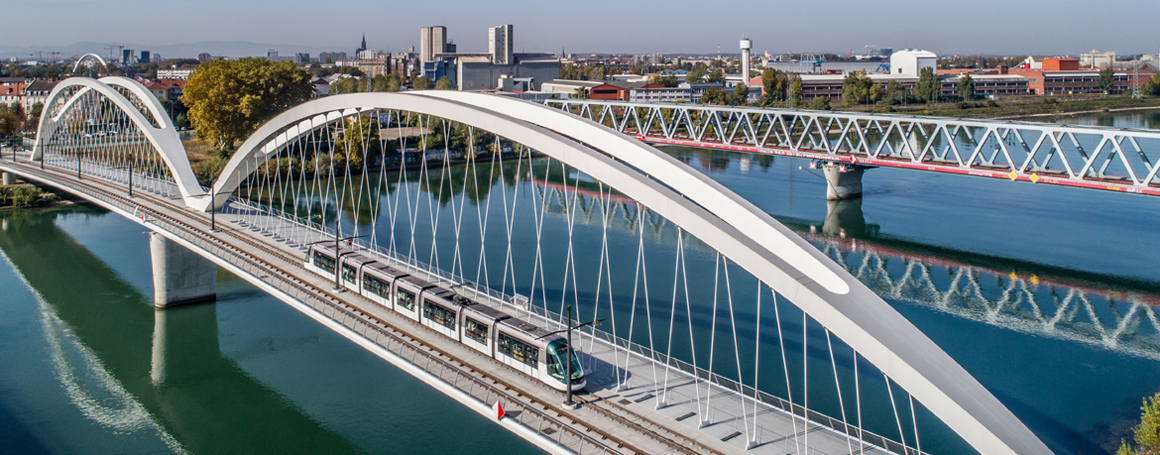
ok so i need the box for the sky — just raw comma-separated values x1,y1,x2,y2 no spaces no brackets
7,0,1159,57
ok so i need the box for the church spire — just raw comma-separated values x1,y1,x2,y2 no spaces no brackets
361,34,367,51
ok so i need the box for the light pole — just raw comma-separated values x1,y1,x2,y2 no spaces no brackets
128,151,133,197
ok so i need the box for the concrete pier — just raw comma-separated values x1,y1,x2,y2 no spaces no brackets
823,162,867,200
2,172,14,186
150,232,217,308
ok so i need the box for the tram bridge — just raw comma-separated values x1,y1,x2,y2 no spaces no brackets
0,76,1071,455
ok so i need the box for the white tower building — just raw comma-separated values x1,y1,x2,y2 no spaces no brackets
740,37,752,84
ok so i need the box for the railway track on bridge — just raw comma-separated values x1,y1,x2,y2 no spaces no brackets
4,160,735,455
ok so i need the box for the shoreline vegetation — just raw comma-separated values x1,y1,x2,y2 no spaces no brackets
0,180,64,210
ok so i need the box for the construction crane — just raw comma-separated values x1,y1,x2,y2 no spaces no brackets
106,45,124,63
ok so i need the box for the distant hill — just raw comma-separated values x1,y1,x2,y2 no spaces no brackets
0,41,353,60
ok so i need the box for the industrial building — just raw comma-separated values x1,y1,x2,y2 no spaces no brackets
417,24,559,91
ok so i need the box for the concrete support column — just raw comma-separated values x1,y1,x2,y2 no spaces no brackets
2,172,14,186
823,162,867,200
150,232,217,308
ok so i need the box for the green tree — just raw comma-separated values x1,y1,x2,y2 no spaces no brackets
706,69,726,84
788,75,803,108
1137,392,1160,452
0,103,23,138
29,102,44,128
686,66,707,84
914,67,940,103
412,75,433,90
335,115,381,170
842,71,881,105
572,86,589,100
884,80,910,105
761,68,788,106
648,74,678,87
700,88,728,105
1145,74,1160,97
331,77,364,94
435,76,455,90
181,58,312,149
809,96,831,110
957,73,975,101
1097,67,1116,94
732,83,750,105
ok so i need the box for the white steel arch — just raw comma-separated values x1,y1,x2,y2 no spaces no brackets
71,53,110,74
212,92,1051,455
31,77,208,209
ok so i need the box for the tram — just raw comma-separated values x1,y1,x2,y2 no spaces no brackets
305,244,586,392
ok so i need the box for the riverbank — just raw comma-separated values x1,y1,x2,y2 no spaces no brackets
0,177,83,211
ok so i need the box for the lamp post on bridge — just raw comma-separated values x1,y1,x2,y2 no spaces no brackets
538,305,603,409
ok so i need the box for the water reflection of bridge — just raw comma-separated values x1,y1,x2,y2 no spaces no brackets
532,181,1160,361
0,207,363,454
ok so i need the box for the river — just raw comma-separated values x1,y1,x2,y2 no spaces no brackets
1,110,1158,454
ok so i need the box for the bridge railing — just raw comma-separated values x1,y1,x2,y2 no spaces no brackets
21,166,619,455
222,195,919,455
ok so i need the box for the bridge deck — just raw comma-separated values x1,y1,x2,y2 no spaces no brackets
0,156,902,455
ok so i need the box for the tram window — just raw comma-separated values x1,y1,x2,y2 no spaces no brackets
396,289,415,310
497,332,537,368
423,299,456,329
313,251,336,274
464,317,488,345
363,274,390,298
341,263,358,283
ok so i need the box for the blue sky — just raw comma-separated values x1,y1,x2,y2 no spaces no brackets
10,0,1159,56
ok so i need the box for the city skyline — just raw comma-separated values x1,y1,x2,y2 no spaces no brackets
6,0,1159,58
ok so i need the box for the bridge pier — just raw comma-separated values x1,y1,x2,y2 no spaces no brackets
150,232,217,308
822,162,869,200
2,172,14,186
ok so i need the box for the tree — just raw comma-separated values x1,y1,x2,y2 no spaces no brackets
572,86,589,100
181,58,312,149
1145,74,1160,97
842,71,882,105
435,76,455,90
1097,67,1116,94
335,115,381,170
809,96,831,110
1117,392,1160,455
788,75,803,108
884,80,910,105
732,83,750,106
0,104,21,138
706,69,726,84
412,75,433,90
761,68,788,106
29,102,44,128
686,66,707,84
700,88,728,105
957,73,975,101
648,74,678,87
331,77,365,94
914,67,939,103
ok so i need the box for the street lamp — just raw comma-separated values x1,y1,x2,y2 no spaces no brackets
538,305,603,409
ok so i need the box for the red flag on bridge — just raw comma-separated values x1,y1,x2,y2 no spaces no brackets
493,400,505,421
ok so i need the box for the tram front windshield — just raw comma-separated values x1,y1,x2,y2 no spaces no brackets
546,340,583,382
